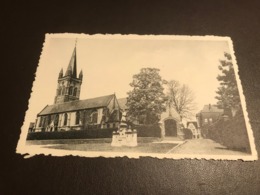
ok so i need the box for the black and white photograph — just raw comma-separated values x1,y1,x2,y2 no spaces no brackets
17,34,257,160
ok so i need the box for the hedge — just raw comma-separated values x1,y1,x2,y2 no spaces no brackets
133,124,161,137
27,128,118,140
202,110,251,153
183,128,193,139
27,124,162,140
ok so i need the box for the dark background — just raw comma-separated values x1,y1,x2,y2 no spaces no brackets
2,0,260,194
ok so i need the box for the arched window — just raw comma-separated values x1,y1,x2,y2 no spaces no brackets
69,86,73,95
47,115,52,125
39,117,43,127
61,86,65,95
41,117,46,127
64,113,68,126
73,88,77,96
75,111,80,125
91,112,98,124
58,87,62,95
54,114,59,126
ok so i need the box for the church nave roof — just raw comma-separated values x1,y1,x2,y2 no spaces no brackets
39,94,115,116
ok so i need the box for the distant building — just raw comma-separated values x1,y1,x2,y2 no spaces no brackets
28,122,35,132
196,104,224,128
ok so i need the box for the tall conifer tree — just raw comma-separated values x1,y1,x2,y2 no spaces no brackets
215,52,241,116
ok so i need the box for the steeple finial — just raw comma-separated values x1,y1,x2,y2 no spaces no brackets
65,43,77,78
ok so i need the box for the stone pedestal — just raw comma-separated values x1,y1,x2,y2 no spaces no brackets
111,128,138,147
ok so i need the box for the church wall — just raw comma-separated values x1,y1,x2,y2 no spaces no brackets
60,113,65,128
70,112,76,126
36,117,41,128
33,103,122,133
81,108,102,129
68,113,72,126
35,117,42,132
58,114,62,127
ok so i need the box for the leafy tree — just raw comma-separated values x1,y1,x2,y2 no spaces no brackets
166,80,196,121
126,68,167,125
215,52,241,116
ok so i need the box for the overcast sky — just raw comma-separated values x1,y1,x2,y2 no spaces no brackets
23,34,232,130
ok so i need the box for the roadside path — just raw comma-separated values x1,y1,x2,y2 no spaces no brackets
169,139,249,155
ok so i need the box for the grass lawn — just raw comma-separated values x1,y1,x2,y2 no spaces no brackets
26,137,179,154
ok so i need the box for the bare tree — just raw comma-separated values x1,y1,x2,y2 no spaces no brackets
166,80,196,121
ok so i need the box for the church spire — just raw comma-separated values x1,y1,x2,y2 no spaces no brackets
65,40,77,78
54,39,83,104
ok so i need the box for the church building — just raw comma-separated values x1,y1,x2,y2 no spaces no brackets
28,43,183,140
30,45,121,134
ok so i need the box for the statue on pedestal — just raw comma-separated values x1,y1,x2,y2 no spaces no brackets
111,111,137,147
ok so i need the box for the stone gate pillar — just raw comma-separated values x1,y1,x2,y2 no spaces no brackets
159,121,165,140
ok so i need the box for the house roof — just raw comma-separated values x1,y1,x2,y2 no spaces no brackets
38,94,115,116
200,104,223,113
117,98,127,110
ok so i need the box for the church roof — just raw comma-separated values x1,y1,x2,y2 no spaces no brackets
117,98,127,110
38,94,115,116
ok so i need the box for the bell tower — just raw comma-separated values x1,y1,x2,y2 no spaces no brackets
54,42,83,104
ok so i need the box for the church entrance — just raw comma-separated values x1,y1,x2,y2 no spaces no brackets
164,119,177,137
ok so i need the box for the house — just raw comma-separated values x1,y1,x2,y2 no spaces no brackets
30,44,121,135
196,104,224,128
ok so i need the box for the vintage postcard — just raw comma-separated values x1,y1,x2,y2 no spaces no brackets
17,34,257,160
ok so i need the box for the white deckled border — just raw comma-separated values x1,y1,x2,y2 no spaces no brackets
17,33,258,161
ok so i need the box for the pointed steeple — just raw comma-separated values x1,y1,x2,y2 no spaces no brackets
58,68,63,78
65,64,72,76
54,39,83,104
65,41,77,78
79,69,83,80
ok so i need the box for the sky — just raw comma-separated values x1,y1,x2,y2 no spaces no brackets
23,34,232,131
